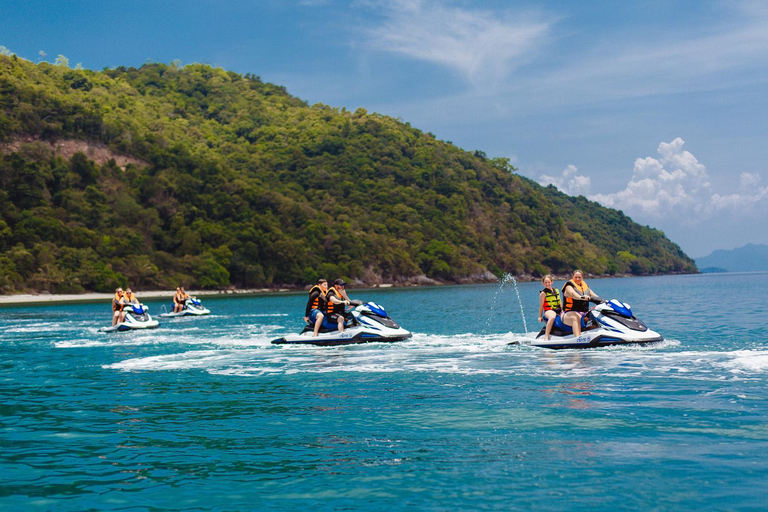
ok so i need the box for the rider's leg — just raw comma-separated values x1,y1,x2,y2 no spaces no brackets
313,312,324,337
563,311,581,336
544,310,557,340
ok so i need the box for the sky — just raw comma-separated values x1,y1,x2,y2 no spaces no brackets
2,0,767,257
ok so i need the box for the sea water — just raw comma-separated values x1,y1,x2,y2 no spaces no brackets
1,273,767,511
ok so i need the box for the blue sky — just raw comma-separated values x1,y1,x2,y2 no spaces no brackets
2,0,767,257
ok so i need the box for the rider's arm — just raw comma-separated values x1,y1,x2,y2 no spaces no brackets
563,286,581,300
538,292,545,319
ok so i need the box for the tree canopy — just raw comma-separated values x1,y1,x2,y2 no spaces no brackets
0,56,696,293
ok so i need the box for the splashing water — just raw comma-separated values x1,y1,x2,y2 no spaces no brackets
484,273,529,334
483,274,510,333
505,273,529,334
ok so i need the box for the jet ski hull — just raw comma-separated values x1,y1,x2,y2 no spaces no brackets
99,304,159,332
272,328,412,346
512,299,664,349
159,307,210,318
100,319,160,333
272,301,412,347
524,330,663,349
159,300,210,318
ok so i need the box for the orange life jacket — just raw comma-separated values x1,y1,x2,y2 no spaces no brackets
562,279,590,313
112,293,124,311
308,285,326,311
325,287,344,316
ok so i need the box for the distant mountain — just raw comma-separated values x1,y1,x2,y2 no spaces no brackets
696,244,768,272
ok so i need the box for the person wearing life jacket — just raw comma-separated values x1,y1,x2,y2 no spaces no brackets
124,288,138,305
304,278,328,337
561,270,602,337
119,288,139,323
111,288,127,326
324,279,351,332
172,287,185,313
538,275,562,340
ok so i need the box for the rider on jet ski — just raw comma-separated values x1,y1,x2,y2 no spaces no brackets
112,288,127,326
304,278,328,337
561,270,603,337
324,279,352,332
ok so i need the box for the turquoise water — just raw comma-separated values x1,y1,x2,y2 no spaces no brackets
2,273,767,511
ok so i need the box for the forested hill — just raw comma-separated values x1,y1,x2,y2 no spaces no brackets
0,56,697,294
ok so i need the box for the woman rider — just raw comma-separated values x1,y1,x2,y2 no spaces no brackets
561,270,602,337
112,288,126,326
172,287,185,313
538,275,562,340
304,279,328,337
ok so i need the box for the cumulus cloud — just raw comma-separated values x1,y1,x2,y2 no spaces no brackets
539,164,591,196
364,0,551,86
586,138,768,222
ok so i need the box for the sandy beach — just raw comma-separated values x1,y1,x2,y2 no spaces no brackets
0,288,291,307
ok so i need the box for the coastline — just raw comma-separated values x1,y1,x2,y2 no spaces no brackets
0,271,699,307
0,288,287,307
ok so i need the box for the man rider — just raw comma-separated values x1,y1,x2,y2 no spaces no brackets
304,278,328,337
124,288,139,304
324,279,351,332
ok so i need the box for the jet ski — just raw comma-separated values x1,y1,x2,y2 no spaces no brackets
512,299,663,349
159,297,211,318
272,301,412,346
100,303,160,332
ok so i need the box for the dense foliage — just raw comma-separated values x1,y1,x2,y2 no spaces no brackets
0,55,696,293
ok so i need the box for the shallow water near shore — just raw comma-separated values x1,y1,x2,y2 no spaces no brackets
2,273,767,510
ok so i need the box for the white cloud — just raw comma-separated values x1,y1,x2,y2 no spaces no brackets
539,164,591,196
364,0,551,86
589,138,768,221
740,171,761,189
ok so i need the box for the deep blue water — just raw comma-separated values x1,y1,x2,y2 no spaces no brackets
1,273,767,511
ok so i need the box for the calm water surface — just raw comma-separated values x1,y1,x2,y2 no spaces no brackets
1,273,767,511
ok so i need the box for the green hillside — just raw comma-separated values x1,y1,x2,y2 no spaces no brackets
0,55,697,294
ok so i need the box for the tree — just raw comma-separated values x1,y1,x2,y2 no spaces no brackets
54,55,70,67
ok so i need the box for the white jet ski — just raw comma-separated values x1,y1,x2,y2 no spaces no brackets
512,299,663,349
272,301,412,346
159,297,211,318
100,303,160,332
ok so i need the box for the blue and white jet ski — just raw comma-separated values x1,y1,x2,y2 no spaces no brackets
159,297,211,318
513,299,663,349
272,301,412,347
100,303,160,332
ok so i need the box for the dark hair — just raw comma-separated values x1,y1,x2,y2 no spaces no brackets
317,278,327,285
